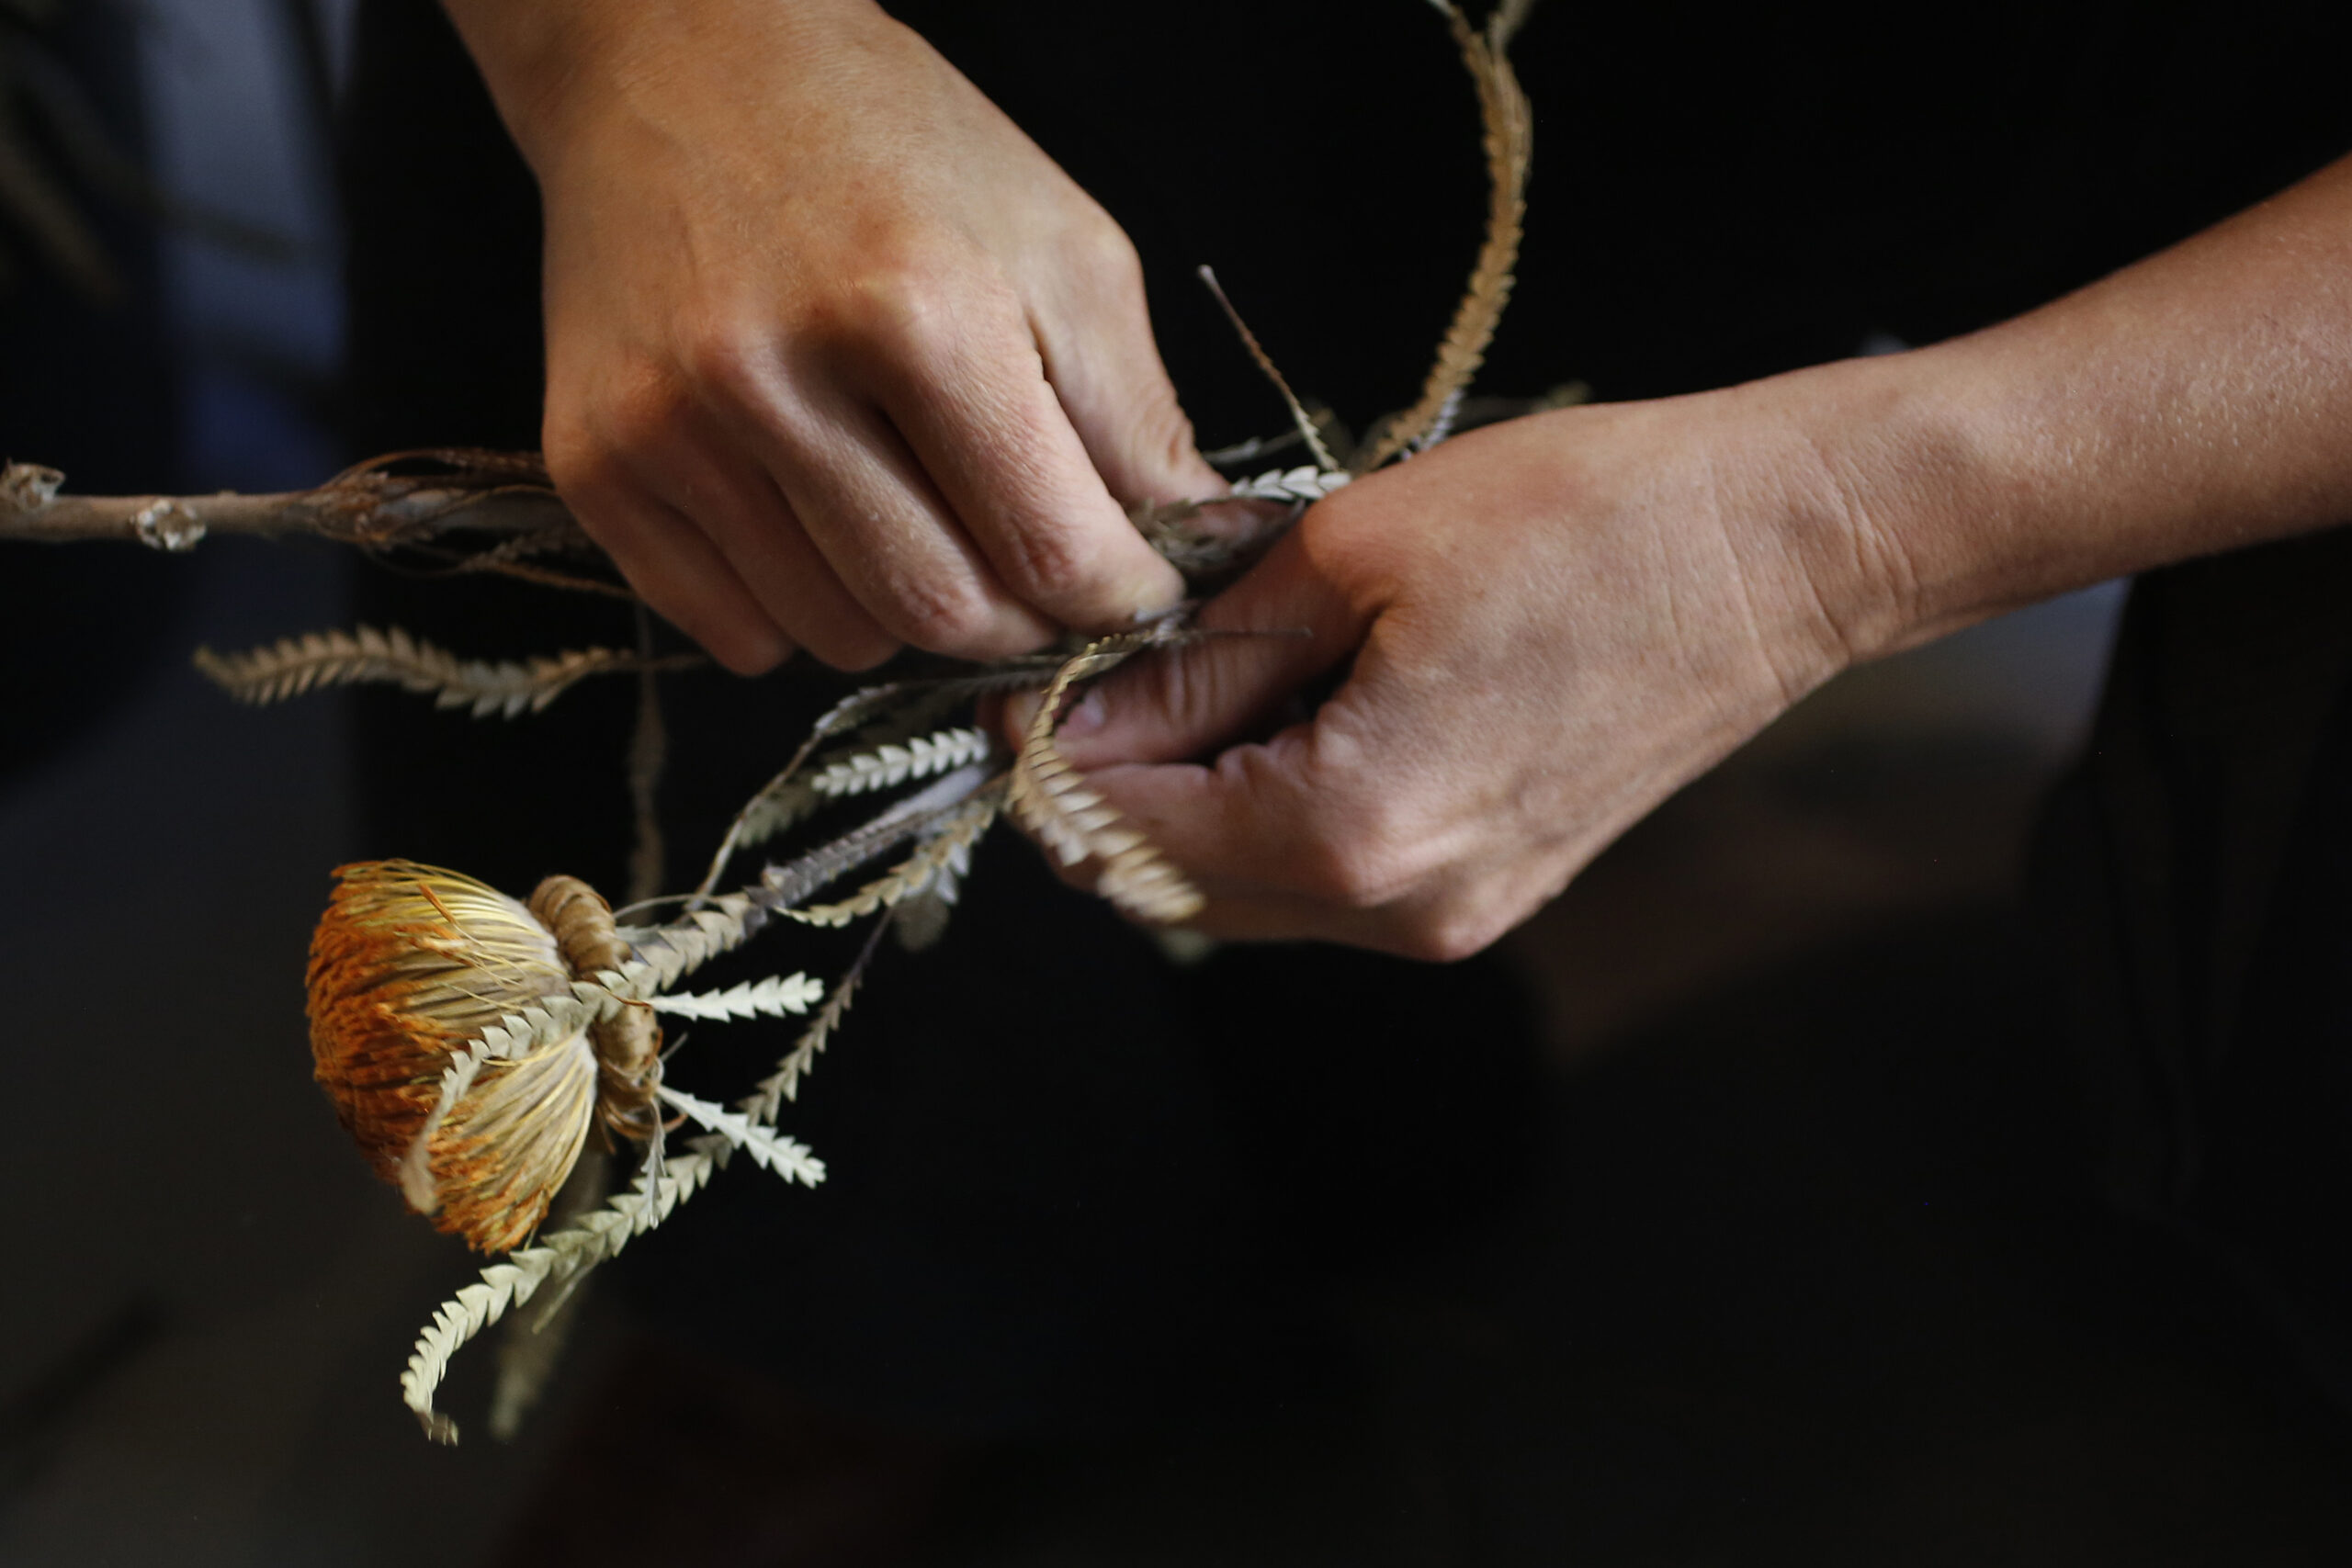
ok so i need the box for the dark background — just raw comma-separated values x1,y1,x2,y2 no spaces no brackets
5,1,2351,1562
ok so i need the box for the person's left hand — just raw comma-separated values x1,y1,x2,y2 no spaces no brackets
1013,369,1914,957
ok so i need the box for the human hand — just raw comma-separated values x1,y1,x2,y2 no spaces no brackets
1023,148,2352,957
1020,374,1915,958
447,0,1211,672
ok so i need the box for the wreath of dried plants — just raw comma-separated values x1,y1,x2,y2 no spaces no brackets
2,0,1570,1442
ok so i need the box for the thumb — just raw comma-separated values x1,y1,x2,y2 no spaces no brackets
1007,527,1367,769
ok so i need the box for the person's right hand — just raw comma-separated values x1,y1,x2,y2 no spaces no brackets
445,0,1216,672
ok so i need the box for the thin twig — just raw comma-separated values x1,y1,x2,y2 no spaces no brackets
1195,267,1340,473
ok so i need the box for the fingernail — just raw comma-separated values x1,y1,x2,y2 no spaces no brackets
1130,562,1186,616
1060,687,1106,737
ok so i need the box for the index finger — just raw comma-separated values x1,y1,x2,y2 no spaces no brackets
863,293,1187,633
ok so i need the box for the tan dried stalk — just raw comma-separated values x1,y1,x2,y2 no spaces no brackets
195,624,698,716
1356,1,1533,470
1008,631,1206,925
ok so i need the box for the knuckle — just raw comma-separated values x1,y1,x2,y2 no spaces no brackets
993,519,1095,606
1290,818,1407,911
677,321,773,410
1394,905,1502,964
1065,209,1142,283
541,417,628,502
575,360,694,468
1287,789,1453,914
820,244,970,363
1133,389,1204,482
881,574,1001,655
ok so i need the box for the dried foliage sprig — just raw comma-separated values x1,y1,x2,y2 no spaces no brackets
1009,630,1208,924
645,973,826,1021
1355,0,1533,470
486,1153,608,1441
692,671,1048,899
195,624,701,716
7,0,1549,1444
741,919,888,1125
653,1085,828,1186
809,726,994,798
401,1131,732,1443
780,781,1007,929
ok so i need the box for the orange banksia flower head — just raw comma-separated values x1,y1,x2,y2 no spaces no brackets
307,860,662,1253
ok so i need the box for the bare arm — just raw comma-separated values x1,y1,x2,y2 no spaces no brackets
1819,152,2352,651
1037,152,2352,955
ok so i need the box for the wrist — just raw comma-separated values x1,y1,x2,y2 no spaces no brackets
440,0,887,175
438,0,617,170
1729,344,2061,675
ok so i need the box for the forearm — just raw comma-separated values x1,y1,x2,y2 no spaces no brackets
440,0,882,171
1791,152,2352,660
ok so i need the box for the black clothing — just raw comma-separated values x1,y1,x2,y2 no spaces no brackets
2042,529,2352,1405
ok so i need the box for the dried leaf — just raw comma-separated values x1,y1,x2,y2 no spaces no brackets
1006,636,1206,925
196,625,693,717
742,762,997,920
778,784,1005,930
809,726,993,799
646,973,826,1022
401,1133,730,1444
1226,465,1352,504
653,1085,827,1187
488,1152,608,1441
1357,2,1533,470
740,921,887,1125
696,677,1032,897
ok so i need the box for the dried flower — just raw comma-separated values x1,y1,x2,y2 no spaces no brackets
307,861,661,1253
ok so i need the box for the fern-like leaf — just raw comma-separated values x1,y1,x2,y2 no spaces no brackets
778,784,1005,930
739,921,887,1126
653,1085,827,1187
195,625,693,717
1357,2,1532,471
695,676,1036,896
647,973,826,1021
401,1133,729,1443
1006,635,1206,924
809,726,993,798
1225,465,1353,504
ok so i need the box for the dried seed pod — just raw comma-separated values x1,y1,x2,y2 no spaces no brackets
306,861,660,1253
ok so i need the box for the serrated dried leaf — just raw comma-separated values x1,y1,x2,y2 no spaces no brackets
695,679,1027,895
778,784,1005,930
653,1085,827,1187
1226,465,1352,504
195,624,693,717
808,726,993,798
646,972,826,1021
1006,635,1205,925
1358,2,1532,471
739,922,887,1125
401,1133,730,1444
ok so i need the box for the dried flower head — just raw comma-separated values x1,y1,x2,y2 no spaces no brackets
307,860,661,1252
